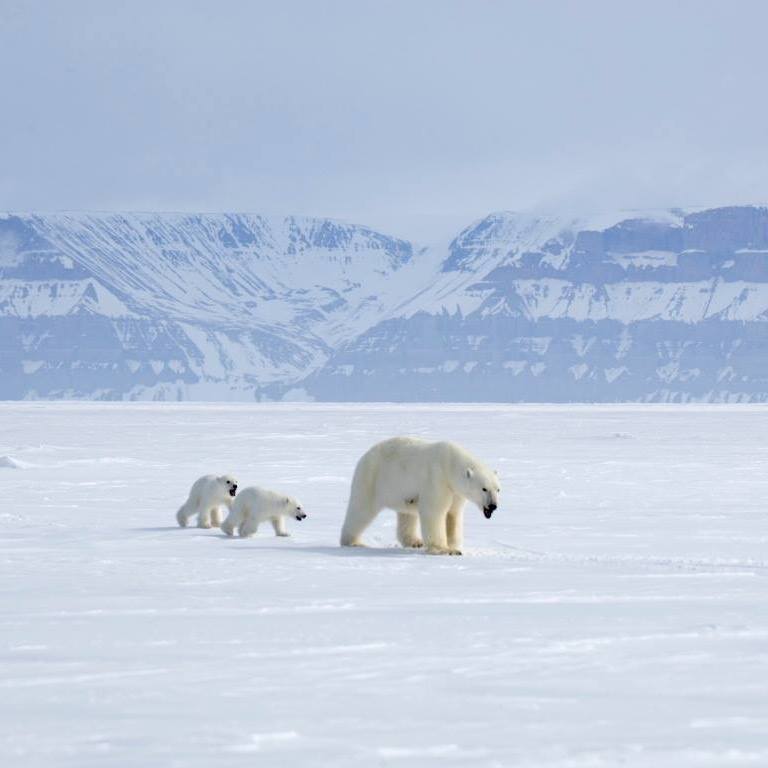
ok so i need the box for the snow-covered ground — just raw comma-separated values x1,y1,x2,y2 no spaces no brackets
1,403,767,767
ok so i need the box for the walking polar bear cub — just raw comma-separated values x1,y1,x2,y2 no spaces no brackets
221,486,306,538
176,474,238,528
340,437,501,555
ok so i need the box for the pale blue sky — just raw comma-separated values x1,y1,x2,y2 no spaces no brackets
2,0,767,239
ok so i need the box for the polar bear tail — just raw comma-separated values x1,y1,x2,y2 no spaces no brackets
340,455,377,546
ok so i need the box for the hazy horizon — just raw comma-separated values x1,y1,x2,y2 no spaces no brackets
3,0,768,241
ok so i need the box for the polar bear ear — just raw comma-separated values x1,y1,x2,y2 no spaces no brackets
466,467,474,479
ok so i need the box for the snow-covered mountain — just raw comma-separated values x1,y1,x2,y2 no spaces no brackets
0,212,422,399
2,206,768,401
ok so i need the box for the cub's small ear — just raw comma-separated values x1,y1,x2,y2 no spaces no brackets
466,467,474,479
493,469,499,477
285,497,290,504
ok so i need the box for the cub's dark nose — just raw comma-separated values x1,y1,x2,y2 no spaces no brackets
296,512,307,521
483,503,497,519
229,487,237,497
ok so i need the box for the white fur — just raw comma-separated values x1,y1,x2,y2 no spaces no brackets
339,437,501,555
176,474,238,529
221,486,306,538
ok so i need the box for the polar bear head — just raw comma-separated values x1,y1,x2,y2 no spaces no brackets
457,465,501,519
217,475,238,498
284,495,307,521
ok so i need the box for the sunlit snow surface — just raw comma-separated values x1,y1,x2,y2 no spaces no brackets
1,403,767,767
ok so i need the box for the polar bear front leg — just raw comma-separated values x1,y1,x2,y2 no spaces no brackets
210,506,224,528
445,495,465,555
197,508,214,528
396,512,423,548
271,517,290,537
418,491,452,555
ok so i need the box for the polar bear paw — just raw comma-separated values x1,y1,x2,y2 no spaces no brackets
425,544,463,556
402,538,423,549
275,531,291,537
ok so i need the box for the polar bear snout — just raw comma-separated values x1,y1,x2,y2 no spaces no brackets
228,485,237,497
483,503,497,519
295,509,307,521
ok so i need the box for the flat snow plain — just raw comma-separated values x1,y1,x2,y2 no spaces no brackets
1,403,767,767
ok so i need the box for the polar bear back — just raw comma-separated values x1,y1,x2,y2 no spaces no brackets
189,474,232,505
230,486,284,515
356,436,485,509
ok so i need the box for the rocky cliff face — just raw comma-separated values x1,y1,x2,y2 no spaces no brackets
302,207,768,402
2,207,767,401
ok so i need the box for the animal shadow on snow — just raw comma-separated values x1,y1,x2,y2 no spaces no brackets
129,528,419,556
132,526,202,533
227,542,417,558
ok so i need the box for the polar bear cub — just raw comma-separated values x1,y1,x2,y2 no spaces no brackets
221,486,306,538
340,436,500,555
176,474,238,529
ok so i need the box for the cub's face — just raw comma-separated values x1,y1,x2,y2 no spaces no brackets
218,475,238,498
460,466,501,519
285,496,306,521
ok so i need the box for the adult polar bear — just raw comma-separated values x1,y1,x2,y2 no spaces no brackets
340,437,500,555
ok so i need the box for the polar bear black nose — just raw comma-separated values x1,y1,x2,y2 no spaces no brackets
488,503,497,513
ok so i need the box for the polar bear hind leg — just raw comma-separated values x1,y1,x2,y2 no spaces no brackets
396,512,423,548
445,495,465,555
271,517,290,537
340,462,380,546
418,489,453,555
221,505,242,537
176,497,198,528
340,502,378,546
238,509,259,538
